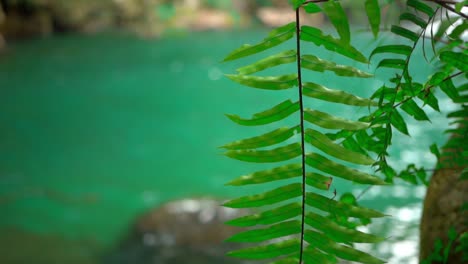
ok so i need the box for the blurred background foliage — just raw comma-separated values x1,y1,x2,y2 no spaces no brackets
0,0,406,43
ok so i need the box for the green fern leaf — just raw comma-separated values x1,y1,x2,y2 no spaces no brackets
305,129,375,165
323,0,350,43
236,50,297,75
223,22,296,62
301,55,373,77
440,51,468,72
222,126,300,150
440,79,460,101
418,90,440,111
226,163,302,186
303,82,377,106
407,0,434,16
305,212,384,243
401,99,431,121
306,192,385,218
390,109,409,135
224,143,302,163
224,183,302,208
370,45,412,60
365,0,381,38
391,25,419,42
226,100,299,126
377,58,406,69
399,12,427,28
226,220,301,242
305,153,386,185
225,202,302,227
225,74,298,90
303,247,337,264
300,26,368,63
304,231,385,264
304,109,370,130
306,172,333,190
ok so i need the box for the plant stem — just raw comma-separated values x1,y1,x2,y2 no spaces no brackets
295,7,306,264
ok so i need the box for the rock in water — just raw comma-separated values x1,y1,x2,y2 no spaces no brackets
105,198,257,264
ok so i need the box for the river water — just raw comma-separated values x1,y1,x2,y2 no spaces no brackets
0,30,456,263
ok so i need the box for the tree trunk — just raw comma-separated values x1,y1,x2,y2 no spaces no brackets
420,125,467,263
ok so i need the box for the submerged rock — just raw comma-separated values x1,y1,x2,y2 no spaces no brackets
105,198,258,264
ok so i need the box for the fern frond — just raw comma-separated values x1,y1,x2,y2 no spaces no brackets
221,2,388,263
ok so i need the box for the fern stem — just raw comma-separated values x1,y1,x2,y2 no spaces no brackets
295,7,306,264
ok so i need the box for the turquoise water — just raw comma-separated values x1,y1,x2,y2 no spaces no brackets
0,30,454,262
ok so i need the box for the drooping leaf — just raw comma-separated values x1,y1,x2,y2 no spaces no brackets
303,82,377,106
399,12,427,28
223,22,296,62
377,58,406,70
418,90,440,112
401,99,431,121
301,55,373,78
224,143,302,163
301,26,368,63
226,220,301,242
305,129,375,165
304,109,370,130
391,25,419,42
306,192,386,218
407,0,434,16
221,126,300,150
224,183,302,208
236,50,297,75
225,202,302,227
226,163,302,186
343,135,370,155
449,22,468,40
390,109,409,135
440,79,460,101
226,100,299,126
227,239,301,259
365,0,381,38
323,0,350,43
225,74,298,90
440,51,468,72
305,153,386,185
